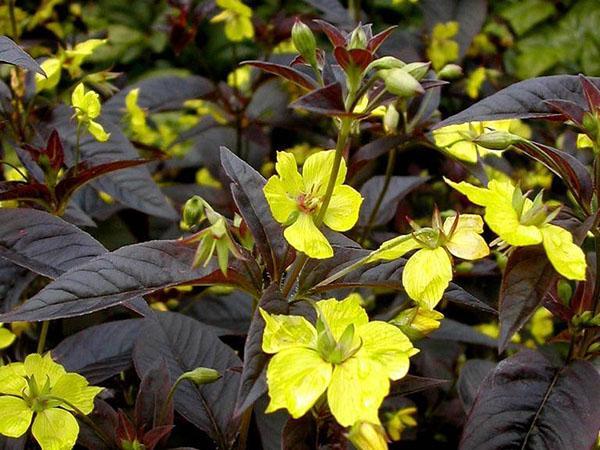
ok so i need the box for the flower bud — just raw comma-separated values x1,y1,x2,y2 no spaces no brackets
379,68,424,97
349,26,368,49
179,367,222,386
292,20,317,66
383,104,400,134
472,131,522,150
366,56,405,72
401,62,430,81
348,422,388,450
390,307,443,340
183,196,206,228
438,63,463,80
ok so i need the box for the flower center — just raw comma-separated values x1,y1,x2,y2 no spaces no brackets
296,193,321,214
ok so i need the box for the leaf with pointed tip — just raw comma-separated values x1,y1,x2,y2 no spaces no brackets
0,181,51,204
333,47,373,71
457,359,496,413
242,61,317,91
436,75,600,128
52,319,143,383
368,26,397,52
291,82,356,117
133,312,242,448
220,147,288,279
389,375,449,397
0,36,44,74
579,74,600,111
55,159,152,205
543,99,585,126
0,240,254,322
461,350,600,450
358,176,428,227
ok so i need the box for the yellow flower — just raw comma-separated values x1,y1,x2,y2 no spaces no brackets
35,58,61,93
196,167,222,188
71,83,110,142
384,406,417,441
264,151,363,259
465,67,487,99
577,133,594,149
63,39,107,77
348,421,389,450
390,307,444,340
432,120,514,163
211,0,254,42
445,178,586,280
369,212,489,309
427,21,459,71
0,353,102,450
0,323,16,349
261,296,417,427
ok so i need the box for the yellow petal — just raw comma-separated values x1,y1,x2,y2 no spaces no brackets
484,199,542,246
432,124,469,148
35,58,61,93
540,224,586,280
442,214,484,235
357,321,417,380
0,326,16,349
323,184,363,231
71,83,86,109
284,213,333,259
327,357,389,426
24,354,66,388
275,151,304,196
50,373,103,415
316,296,369,342
302,150,347,197
0,397,32,438
443,177,492,206
259,308,317,353
447,141,479,163
265,348,332,418
32,408,79,450
264,176,298,224
0,362,26,395
371,234,421,261
87,121,110,142
445,230,489,260
402,247,452,309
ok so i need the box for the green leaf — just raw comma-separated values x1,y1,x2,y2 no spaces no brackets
500,0,556,36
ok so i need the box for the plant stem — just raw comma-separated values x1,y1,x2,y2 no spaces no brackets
359,146,397,243
36,321,50,354
8,0,18,40
348,0,361,23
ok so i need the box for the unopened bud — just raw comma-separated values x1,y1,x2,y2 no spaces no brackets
438,63,463,80
391,307,443,340
179,367,222,386
348,422,388,450
401,62,430,81
183,196,206,227
349,26,368,50
366,56,405,72
383,104,399,133
582,112,599,139
292,20,317,66
472,131,522,150
380,68,424,97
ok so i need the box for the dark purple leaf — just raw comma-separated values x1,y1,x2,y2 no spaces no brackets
389,374,450,397
351,135,406,166
220,147,288,280
0,181,51,204
133,312,242,448
430,318,497,348
188,291,253,336
52,319,143,383
0,36,44,74
579,74,600,111
368,26,397,52
436,75,600,128
23,130,64,170
242,61,317,91
0,240,254,322
457,359,496,413
135,359,173,429
461,350,600,450
291,82,354,116
255,395,287,450
333,47,373,71
55,159,152,205
543,99,585,126
0,259,35,313
358,176,428,227
282,415,315,450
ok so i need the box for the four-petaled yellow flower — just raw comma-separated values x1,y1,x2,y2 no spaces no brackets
211,0,254,42
261,295,417,427
445,177,586,280
369,212,489,309
71,83,110,142
264,150,363,259
0,353,102,450
432,120,514,163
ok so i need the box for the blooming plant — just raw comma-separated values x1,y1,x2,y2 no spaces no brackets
1,1,600,450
